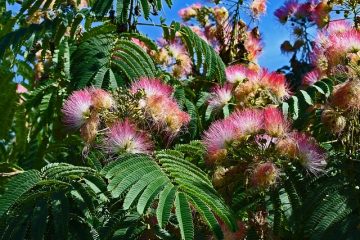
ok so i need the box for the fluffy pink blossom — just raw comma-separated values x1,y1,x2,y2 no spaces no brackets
302,69,322,85
226,65,258,84
263,107,290,137
130,78,173,97
146,95,190,136
62,89,92,129
329,30,360,61
293,132,327,174
229,109,264,136
260,70,291,99
274,0,300,23
251,162,279,188
203,118,237,162
311,22,360,71
90,88,114,110
294,1,316,19
105,119,153,154
178,3,201,21
324,20,352,35
250,0,267,16
208,84,233,110
244,32,263,62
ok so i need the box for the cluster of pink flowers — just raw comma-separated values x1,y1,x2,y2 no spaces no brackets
224,65,290,107
274,0,330,27
177,3,264,64
62,79,190,152
130,78,191,137
203,107,326,185
154,41,193,78
61,88,114,142
309,20,360,78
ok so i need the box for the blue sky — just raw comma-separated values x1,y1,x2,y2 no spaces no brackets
138,0,292,70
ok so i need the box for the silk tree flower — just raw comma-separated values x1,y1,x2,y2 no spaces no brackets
328,30,360,65
229,109,264,137
312,0,331,27
311,24,360,72
208,84,233,111
105,119,153,154
302,69,323,86
130,78,173,98
274,0,300,23
263,107,290,137
321,109,347,134
146,95,190,136
294,132,327,175
244,32,263,62
294,1,316,19
323,20,352,35
250,0,267,17
261,70,291,100
330,80,360,111
275,136,299,158
178,3,202,21
203,118,238,163
62,89,93,129
226,65,258,84
251,162,279,188
90,88,114,110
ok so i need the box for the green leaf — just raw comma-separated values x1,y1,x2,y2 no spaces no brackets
137,176,169,214
139,0,150,19
299,90,313,105
175,192,194,240
156,183,176,229
0,170,41,217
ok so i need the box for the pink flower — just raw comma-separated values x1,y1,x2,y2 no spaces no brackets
294,1,316,19
146,95,190,136
244,32,263,62
302,69,322,86
260,70,291,99
62,89,92,129
313,1,332,27
251,162,279,188
274,0,299,23
178,4,201,21
130,78,173,97
329,30,360,61
293,132,327,174
331,80,360,111
324,20,352,35
250,0,267,17
263,107,290,137
208,84,233,110
229,109,264,136
90,88,114,110
226,65,257,84
203,118,237,162
105,119,153,154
